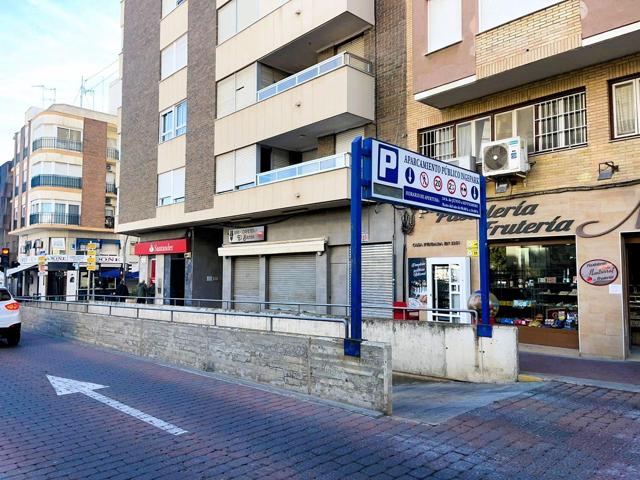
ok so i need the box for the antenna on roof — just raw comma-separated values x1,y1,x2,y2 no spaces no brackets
32,85,57,107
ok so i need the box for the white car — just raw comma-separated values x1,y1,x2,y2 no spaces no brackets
0,289,20,346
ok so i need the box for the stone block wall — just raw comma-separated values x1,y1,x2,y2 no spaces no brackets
21,305,392,414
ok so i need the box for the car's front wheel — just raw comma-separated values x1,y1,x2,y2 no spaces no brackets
5,324,20,346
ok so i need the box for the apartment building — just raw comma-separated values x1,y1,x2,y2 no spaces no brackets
406,0,640,359
8,104,124,299
0,161,17,267
119,0,408,310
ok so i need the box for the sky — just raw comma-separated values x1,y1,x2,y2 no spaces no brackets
0,0,121,161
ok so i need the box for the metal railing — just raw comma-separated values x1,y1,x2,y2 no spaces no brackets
106,183,117,194
256,52,374,102
107,147,120,160
256,152,350,186
19,294,478,325
18,297,351,339
29,212,80,226
32,137,83,153
105,216,115,228
31,174,82,189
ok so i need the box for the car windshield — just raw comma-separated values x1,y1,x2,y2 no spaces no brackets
0,289,13,301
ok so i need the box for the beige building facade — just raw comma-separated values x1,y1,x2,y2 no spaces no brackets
8,104,125,299
406,0,640,359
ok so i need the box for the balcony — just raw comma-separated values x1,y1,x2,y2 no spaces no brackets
216,0,374,81
107,147,120,161
32,137,82,154
257,152,350,186
29,212,80,226
106,183,117,194
31,175,82,189
215,53,374,155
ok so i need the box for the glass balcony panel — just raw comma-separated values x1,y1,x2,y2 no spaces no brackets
255,153,350,186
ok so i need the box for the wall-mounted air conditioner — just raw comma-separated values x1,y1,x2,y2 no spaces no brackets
481,137,530,177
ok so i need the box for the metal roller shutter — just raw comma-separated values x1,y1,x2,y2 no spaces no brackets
268,254,316,311
233,256,260,311
354,243,394,318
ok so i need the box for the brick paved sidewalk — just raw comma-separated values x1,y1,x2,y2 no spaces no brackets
1,333,639,479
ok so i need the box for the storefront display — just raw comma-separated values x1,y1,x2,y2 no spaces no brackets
490,242,579,348
627,240,640,347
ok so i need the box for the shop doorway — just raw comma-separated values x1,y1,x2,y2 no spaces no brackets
426,257,471,323
625,238,640,349
170,255,185,305
47,271,66,301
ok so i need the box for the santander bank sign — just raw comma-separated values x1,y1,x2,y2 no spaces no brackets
134,239,189,256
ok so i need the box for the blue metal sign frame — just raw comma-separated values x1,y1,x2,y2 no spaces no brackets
345,137,492,358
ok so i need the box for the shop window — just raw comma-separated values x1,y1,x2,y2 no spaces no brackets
612,78,640,138
490,243,578,347
418,125,454,160
427,0,461,53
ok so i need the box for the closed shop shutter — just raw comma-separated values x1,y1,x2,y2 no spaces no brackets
233,256,260,310
268,254,316,311
336,127,366,154
348,243,394,317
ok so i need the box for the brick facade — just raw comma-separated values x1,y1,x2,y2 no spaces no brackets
185,0,217,213
475,0,582,80
120,0,161,224
80,118,108,229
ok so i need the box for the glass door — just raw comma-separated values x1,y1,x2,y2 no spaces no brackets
427,257,471,323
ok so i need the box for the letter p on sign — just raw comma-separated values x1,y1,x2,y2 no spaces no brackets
377,144,399,184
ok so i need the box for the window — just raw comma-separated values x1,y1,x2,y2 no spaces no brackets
218,0,260,43
31,162,82,178
215,145,257,193
612,78,640,138
494,106,535,153
162,0,185,17
57,127,81,142
161,35,187,80
427,0,461,53
157,167,185,206
419,125,454,160
159,101,187,142
534,92,586,152
456,117,490,159
479,0,564,32
216,64,257,118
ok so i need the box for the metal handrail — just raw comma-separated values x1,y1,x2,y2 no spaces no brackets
31,174,82,189
18,297,351,339
106,183,117,194
32,137,82,153
256,152,350,186
256,52,374,102
107,147,120,160
19,294,478,324
29,212,80,226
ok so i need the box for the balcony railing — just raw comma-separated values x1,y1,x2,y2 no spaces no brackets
256,152,350,186
106,183,117,194
105,216,115,229
29,212,80,226
107,147,120,160
31,175,82,189
32,137,83,153
256,52,374,102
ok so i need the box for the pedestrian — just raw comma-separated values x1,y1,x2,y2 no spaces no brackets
136,281,147,304
115,280,129,302
147,281,155,304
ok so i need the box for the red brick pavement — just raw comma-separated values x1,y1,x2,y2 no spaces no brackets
1,333,639,479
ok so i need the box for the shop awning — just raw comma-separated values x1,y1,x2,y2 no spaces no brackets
100,268,121,279
7,263,36,277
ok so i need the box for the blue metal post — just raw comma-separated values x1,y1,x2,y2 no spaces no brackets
477,176,493,338
345,136,363,357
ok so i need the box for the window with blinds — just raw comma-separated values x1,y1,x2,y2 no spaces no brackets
612,78,639,138
534,92,587,152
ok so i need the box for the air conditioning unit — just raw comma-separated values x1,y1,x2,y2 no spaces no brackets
106,165,113,172
481,137,530,177
447,155,476,172
105,198,115,207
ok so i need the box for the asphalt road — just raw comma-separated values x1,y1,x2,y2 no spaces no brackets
1,332,640,479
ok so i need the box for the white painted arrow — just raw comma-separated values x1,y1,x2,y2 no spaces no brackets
46,375,187,436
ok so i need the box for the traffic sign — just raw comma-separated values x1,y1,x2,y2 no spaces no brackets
87,264,97,271
367,139,481,218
